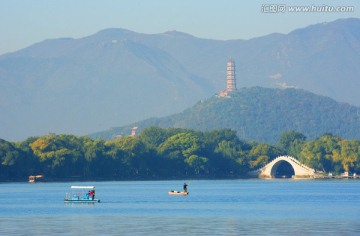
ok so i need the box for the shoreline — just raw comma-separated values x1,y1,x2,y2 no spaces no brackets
1,175,360,183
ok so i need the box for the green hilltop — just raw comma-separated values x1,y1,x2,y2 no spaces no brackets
91,87,360,143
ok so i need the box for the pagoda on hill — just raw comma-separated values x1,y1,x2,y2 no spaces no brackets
218,58,237,97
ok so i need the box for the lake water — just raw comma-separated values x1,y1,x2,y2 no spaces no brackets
0,179,359,235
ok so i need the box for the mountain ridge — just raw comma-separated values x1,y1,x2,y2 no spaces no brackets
1,18,360,141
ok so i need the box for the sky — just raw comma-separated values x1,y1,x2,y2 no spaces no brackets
1,0,359,55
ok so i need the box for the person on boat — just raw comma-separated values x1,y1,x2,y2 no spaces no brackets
90,189,95,200
183,183,188,193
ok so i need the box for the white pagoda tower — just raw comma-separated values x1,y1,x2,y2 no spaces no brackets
226,58,236,92
218,58,237,97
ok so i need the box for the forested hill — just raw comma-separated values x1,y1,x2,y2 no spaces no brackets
91,87,360,143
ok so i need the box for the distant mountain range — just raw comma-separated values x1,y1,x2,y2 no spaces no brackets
1,18,360,141
90,87,360,144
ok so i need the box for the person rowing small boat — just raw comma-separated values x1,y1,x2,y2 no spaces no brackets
168,183,189,195
183,182,188,193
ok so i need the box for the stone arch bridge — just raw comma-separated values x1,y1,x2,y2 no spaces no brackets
250,155,316,179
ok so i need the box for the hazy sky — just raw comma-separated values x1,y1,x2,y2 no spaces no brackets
1,0,359,55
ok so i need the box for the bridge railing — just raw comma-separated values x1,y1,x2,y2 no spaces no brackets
285,156,315,172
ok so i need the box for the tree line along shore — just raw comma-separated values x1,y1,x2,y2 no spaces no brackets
1,127,359,182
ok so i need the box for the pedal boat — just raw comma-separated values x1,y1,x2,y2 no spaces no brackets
64,186,100,203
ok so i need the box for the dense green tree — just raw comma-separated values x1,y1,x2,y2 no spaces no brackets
158,132,200,175
299,134,342,173
15,137,40,176
200,129,249,176
0,139,22,180
158,132,200,159
247,143,271,169
278,130,307,156
247,143,281,169
202,129,240,152
185,155,209,175
111,136,149,176
30,134,84,177
104,140,127,178
138,126,169,149
338,139,360,173
83,138,107,177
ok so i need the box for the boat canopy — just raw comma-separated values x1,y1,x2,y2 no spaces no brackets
71,186,95,189
29,175,43,178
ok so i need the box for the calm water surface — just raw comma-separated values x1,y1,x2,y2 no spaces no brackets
0,179,359,235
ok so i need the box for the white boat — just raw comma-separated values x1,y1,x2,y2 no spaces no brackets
64,186,100,203
168,190,189,196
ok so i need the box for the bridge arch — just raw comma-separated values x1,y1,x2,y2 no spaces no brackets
270,160,295,178
254,156,315,179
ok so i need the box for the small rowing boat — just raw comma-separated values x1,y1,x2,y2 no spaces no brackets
168,190,189,196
